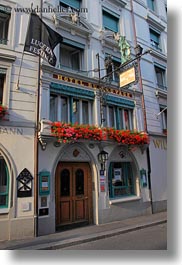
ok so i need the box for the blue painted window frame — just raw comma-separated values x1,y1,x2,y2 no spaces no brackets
0,157,9,208
109,162,134,199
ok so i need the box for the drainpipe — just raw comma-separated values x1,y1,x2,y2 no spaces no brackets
130,0,154,214
34,0,43,237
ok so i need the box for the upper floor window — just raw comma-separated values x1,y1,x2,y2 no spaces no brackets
103,105,133,130
105,55,120,82
59,0,81,10
150,29,161,51
160,106,167,133
60,43,84,71
155,65,167,90
102,10,119,33
147,0,155,12
0,71,6,104
50,94,93,125
0,156,9,208
0,5,11,45
50,94,58,121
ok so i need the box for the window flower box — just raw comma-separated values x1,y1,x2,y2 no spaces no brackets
0,105,8,120
51,122,149,146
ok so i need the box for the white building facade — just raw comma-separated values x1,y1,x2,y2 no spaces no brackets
0,0,167,240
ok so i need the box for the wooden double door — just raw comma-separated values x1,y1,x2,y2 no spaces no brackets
56,163,92,228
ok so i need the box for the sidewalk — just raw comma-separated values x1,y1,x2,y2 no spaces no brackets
0,211,167,250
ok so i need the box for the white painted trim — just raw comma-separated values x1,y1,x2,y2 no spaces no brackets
109,196,141,204
0,208,9,214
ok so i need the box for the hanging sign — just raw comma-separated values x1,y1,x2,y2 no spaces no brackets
119,66,136,88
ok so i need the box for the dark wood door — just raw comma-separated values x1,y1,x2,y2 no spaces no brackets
56,163,92,227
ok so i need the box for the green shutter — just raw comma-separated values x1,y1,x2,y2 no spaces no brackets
105,95,135,109
50,83,95,100
63,38,85,49
147,0,155,11
60,0,81,9
103,11,119,32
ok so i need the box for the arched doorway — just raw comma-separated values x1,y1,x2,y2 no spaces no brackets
55,162,93,230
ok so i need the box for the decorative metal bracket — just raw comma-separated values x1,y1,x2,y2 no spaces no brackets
38,135,47,151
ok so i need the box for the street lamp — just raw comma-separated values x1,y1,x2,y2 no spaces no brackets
98,150,109,170
134,44,143,57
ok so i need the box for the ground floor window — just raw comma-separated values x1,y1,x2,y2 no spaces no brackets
0,156,9,208
108,162,134,198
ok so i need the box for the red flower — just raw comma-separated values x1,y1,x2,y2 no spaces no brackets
0,105,8,119
51,122,150,146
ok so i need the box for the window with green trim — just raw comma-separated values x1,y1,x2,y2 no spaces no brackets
59,0,81,10
49,93,93,125
103,105,133,130
159,106,167,133
155,66,167,90
147,0,155,12
0,156,9,208
149,29,161,51
0,5,11,45
109,162,134,198
103,10,119,32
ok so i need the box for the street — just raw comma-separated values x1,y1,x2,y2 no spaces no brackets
60,223,167,250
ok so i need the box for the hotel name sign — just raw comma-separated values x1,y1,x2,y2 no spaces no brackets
53,74,133,99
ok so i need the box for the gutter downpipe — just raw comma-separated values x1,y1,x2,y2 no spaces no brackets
34,0,43,237
130,0,154,214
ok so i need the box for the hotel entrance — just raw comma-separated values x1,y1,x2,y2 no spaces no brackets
55,162,93,229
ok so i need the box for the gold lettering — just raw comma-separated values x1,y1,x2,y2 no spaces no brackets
153,139,167,149
163,140,167,150
153,140,161,149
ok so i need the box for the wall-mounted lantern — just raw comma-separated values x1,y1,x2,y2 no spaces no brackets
134,44,143,57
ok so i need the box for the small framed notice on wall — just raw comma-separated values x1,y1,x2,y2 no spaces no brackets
39,171,50,196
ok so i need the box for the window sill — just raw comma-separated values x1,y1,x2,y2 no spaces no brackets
109,196,141,204
0,208,9,214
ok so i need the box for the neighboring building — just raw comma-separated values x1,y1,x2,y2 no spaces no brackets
0,0,167,240
137,0,167,212
0,0,40,240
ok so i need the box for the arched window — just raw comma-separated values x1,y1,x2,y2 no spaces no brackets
108,162,134,198
0,156,9,208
